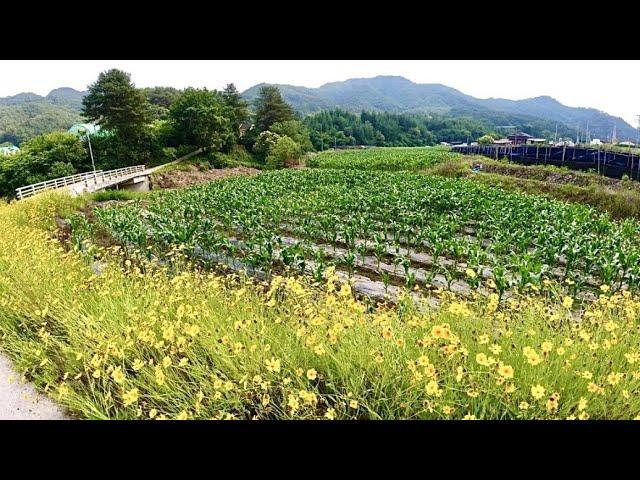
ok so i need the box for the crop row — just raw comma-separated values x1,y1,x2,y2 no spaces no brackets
306,146,460,171
91,169,640,296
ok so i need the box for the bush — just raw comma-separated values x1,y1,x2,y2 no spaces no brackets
266,136,302,169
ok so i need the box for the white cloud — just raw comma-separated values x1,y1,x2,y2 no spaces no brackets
0,60,638,127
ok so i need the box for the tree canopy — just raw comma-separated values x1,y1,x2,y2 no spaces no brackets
82,69,151,137
253,86,294,132
169,88,235,153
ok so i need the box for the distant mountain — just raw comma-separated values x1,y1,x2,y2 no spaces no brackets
0,87,85,145
242,76,637,141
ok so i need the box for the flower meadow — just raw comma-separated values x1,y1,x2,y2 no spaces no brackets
1,193,640,419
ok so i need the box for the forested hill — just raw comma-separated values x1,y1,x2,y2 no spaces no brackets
0,87,85,145
242,76,637,141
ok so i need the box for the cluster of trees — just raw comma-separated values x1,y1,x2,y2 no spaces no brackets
301,109,577,149
0,131,87,197
302,109,499,148
0,70,314,198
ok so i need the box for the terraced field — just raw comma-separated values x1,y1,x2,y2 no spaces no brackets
85,169,640,301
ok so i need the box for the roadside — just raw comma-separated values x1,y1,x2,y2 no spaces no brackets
0,352,69,420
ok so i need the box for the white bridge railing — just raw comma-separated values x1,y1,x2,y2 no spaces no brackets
16,165,147,200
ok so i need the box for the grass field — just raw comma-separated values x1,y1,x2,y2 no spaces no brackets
1,192,639,419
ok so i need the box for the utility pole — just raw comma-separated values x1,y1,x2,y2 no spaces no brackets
81,127,97,179
554,123,558,143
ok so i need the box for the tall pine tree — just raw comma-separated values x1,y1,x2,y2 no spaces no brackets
82,69,150,138
253,86,294,132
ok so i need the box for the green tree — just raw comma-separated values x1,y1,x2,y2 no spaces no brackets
0,131,86,197
82,69,151,138
222,83,249,135
253,130,282,162
270,120,313,152
143,86,182,120
169,88,235,153
266,135,301,169
253,86,294,132
478,134,495,145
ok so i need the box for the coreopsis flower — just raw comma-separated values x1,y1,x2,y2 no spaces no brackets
531,385,545,400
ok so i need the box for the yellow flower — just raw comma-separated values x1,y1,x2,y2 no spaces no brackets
600,285,610,293
562,296,574,309
467,390,479,398
465,268,476,279
149,408,158,419
463,413,477,420
349,399,358,409
178,357,189,367
476,353,490,366
442,405,454,415
122,387,139,407
478,334,490,344
325,408,336,420
505,383,516,394
531,385,545,400
265,357,281,373
417,355,430,367
556,347,566,356
381,326,393,340
489,344,502,355
314,344,326,356
607,372,623,385
176,410,189,420
425,380,442,397
455,366,464,382
288,396,300,413
111,366,125,384
541,341,553,353
92,369,101,379
497,363,514,379
577,397,588,411
306,369,317,380
519,401,530,410
162,356,172,368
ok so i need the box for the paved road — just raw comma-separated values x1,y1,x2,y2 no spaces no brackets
0,353,69,420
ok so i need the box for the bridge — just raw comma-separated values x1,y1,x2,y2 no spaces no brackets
15,165,152,200
14,149,202,201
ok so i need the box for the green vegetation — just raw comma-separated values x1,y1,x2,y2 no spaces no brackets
307,146,460,170
168,88,234,153
92,169,640,298
425,156,640,220
2,193,640,420
0,132,86,198
90,189,149,203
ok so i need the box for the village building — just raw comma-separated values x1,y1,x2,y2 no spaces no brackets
507,132,533,145
0,145,19,156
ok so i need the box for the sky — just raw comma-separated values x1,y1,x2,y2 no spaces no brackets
1,60,638,127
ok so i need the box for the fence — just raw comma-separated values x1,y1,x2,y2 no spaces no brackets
16,165,146,200
452,145,640,180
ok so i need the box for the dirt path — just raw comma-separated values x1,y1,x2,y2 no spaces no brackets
151,166,259,190
0,353,69,420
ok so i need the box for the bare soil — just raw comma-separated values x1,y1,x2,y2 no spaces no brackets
151,166,260,190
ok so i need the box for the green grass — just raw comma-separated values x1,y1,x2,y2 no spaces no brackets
90,190,149,203
1,192,639,420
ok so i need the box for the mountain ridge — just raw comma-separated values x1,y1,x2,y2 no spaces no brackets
242,76,637,141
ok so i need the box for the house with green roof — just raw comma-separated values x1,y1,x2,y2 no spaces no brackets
0,145,19,156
